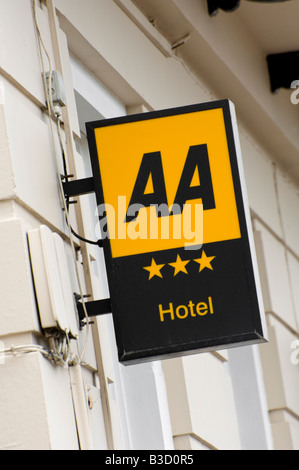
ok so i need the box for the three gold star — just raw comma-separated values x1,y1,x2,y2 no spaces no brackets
143,250,215,280
194,250,215,273
169,254,189,276
143,258,165,280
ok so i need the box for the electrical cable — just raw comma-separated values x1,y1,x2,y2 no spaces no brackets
0,344,68,367
56,115,69,180
32,0,56,119
71,226,103,248
56,114,103,248
32,0,91,365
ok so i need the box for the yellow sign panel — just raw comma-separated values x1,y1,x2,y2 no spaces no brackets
87,100,267,365
94,107,240,259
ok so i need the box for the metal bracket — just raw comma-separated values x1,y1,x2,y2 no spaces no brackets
62,177,95,199
63,179,111,328
75,295,112,328
266,51,299,93
63,179,110,329
207,0,240,16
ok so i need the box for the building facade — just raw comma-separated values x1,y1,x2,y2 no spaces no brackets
0,0,299,450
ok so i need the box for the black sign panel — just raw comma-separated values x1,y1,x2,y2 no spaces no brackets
86,100,267,364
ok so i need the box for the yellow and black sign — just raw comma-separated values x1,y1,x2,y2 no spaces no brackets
86,100,267,364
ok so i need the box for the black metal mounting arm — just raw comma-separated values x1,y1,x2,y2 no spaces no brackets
207,0,240,16
266,51,299,93
61,176,104,247
62,177,95,199
75,294,112,328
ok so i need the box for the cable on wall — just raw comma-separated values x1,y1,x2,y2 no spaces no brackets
32,0,91,366
0,343,69,367
71,226,104,248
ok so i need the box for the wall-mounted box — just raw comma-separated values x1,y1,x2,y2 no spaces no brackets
28,225,79,338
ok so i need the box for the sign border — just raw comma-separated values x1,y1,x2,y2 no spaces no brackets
86,99,267,364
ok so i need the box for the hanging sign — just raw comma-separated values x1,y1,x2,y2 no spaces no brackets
86,100,267,364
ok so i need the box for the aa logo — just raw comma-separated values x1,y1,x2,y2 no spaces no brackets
94,106,241,258
125,144,215,222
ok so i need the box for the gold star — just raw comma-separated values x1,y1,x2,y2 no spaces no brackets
194,250,215,272
169,254,190,276
143,258,165,280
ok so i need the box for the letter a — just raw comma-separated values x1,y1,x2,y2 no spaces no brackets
172,144,215,214
291,80,299,105
125,152,168,222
